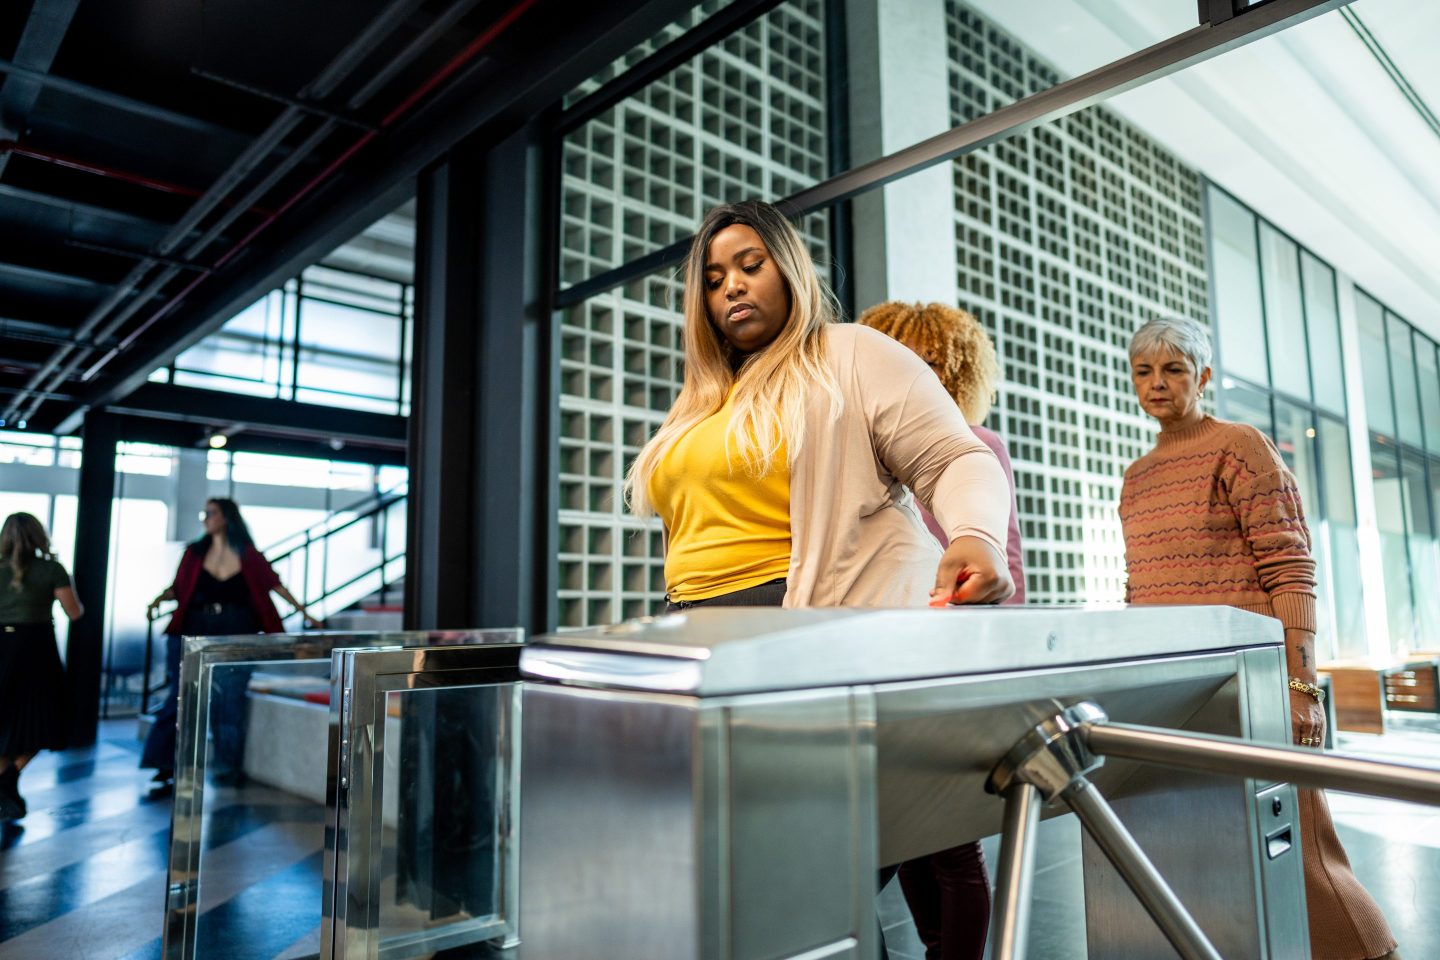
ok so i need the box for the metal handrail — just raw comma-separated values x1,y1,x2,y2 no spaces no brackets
987,702,1440,960
264,485,407,564
1085,721,1440,806
277,551,405,627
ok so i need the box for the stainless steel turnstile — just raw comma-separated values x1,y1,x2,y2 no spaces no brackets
517,606,1310,960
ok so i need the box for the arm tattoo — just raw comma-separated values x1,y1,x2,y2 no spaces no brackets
1296,645,1309,669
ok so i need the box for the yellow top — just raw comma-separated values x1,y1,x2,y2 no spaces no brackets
649,393,791,602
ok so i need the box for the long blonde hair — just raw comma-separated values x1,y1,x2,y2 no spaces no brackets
1,512,54,590
625,201,842,517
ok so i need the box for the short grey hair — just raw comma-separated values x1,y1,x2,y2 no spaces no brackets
1128,316,1212,374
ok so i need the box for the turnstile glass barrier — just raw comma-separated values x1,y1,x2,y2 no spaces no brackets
325,642,523,960
160,629,523,960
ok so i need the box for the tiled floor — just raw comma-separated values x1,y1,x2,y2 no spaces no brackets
2,717,1438,959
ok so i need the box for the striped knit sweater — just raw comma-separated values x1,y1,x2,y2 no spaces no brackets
1119,415,1317,635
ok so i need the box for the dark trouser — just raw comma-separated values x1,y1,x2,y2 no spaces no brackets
665,580,901,959
140,605,260,774
663,577,788,613
140,632,183,771
896,841,991,960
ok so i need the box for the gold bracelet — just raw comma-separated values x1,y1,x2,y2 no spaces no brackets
1288,677,1325,704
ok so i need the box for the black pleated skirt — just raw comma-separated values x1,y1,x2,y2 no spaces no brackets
0,621,68,755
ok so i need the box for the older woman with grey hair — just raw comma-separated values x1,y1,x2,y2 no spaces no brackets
1118,316,1398,959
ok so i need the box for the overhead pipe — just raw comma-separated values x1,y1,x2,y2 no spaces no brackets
0,140,272,208
62,0,538,399
3,0,434,424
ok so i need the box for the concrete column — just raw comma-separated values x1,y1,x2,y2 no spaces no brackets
1333,271,1391,662
168,448,210,543
846,0,959,310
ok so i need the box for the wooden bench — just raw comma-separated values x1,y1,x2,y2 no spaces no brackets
1319,655,1440,736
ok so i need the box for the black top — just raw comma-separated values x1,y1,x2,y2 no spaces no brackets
192,568,251,608
0,558,70,625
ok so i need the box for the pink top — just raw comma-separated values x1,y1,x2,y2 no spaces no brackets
919,424,1026,604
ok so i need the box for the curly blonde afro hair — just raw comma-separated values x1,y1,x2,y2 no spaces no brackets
857,301,999,424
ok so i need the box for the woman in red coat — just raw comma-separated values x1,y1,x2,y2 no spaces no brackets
140,498,318,789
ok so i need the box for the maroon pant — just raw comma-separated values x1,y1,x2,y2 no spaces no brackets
896,840,991,960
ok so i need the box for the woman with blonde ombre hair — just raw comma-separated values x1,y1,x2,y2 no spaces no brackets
626,199,1014,613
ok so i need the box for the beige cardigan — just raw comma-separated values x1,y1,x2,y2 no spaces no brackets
783,324,1009,607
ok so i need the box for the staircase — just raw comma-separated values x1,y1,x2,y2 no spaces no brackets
264,483,409,629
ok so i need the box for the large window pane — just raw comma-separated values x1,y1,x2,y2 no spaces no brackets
1399,452,1439,651
1387,315,1424,449
1300,253,1344,417
1273,399,1319,520
1416,337,1440,455
1317,417,1364,660
1370,437,1414,654
1355,292,1394,437
173,290,290,394
1258,225,1310,401
1218,376,1272,439
1207,187,1269,387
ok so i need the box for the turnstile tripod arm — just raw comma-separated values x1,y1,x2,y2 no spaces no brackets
1085,722,1440,807
990,782,1042,960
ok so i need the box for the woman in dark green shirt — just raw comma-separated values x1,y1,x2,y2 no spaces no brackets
0,512,84,820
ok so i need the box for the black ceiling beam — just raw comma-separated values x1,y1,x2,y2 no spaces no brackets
95,382,407,444
62,0,697,429
0,56,249,142
0,316,117,350
0,0,84,181
0,258,113,293
0,182,175,242
106,413,406,467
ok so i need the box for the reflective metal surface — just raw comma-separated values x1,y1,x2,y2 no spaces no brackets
1086,721,1440,805
521,605,1280,695
989,783,1041,960
1066,780,1222,960
325,635,525,960
518,607,1307,960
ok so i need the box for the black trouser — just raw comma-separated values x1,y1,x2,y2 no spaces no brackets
140,604,259,773
663,577,788,613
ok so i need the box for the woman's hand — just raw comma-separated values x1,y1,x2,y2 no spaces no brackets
1291,687,1325,749
930,536,1014,605
146,598,163,620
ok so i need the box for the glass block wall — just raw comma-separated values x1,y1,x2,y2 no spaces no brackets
556,1,830,626
945,2,1210,604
